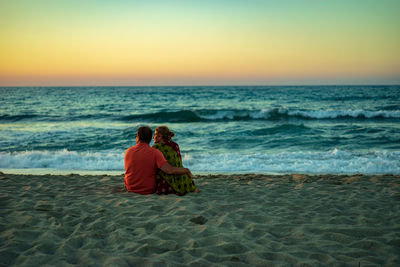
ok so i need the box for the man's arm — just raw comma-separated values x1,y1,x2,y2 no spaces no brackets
160,163,192,178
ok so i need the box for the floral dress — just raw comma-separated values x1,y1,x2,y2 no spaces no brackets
153,141,196,195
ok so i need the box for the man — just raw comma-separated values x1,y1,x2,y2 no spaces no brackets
124,126,192,194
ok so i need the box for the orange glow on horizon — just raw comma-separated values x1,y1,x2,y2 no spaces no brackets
0,0,399,85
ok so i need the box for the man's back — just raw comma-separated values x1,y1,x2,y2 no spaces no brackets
124,143,167,194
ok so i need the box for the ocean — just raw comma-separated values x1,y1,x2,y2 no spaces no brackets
0,86,399,174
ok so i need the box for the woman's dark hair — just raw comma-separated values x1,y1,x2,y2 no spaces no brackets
137,126,153,143
155,126,175,141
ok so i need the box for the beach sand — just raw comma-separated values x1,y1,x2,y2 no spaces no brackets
1,172,399,266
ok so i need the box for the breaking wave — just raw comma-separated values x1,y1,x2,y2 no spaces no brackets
119,108,400,122
2,109,398,123
1,149,399,175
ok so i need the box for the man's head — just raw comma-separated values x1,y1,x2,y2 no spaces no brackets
136,126,153,144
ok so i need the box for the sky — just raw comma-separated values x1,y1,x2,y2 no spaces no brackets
0,0,399,86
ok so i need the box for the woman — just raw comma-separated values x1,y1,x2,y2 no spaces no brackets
153,126,199,195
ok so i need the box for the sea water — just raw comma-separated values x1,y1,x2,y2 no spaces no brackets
0,86,399,174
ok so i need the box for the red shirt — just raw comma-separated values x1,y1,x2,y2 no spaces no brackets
124,142,167,194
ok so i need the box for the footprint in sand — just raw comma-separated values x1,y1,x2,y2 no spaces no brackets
190,216,208,225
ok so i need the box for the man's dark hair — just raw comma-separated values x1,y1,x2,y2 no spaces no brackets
137,126,153,144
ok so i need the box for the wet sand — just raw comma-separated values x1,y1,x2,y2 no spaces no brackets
1,172,399,266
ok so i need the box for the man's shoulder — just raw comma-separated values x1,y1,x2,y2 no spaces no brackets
125,145,137,153
131,144,162,154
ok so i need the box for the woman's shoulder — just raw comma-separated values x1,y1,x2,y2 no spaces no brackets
152,143,164,149
171,141,179,147
153,142,173,152
166,141,180,151
154,141,179,150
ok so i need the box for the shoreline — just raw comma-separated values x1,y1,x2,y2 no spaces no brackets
1,172,399,266
2,168,399,176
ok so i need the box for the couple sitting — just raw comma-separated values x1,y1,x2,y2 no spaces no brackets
124,126,199,195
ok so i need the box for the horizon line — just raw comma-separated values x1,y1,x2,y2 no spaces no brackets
1,84,399,88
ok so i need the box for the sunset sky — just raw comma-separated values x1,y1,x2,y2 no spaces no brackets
0,0,399,86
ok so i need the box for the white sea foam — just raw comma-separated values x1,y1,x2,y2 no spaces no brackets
198,109,400,120
198,109,274,120
1,149,399,174
0,149,124,171
183,149,400,174
286,109,400,119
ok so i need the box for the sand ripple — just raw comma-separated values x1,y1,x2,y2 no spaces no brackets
1,172,400,266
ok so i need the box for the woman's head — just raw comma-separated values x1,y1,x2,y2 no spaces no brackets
154,126,175,143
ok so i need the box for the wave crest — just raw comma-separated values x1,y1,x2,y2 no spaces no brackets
1,109,398,123
120,108,400,122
